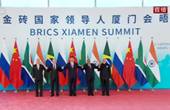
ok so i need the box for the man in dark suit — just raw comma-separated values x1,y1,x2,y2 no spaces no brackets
63,56,80,96
98,58,111,96
32,59,46,97
47,59,63,96
81,58,98,96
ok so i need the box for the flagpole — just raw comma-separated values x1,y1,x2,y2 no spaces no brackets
0,0,2,7
94,0,97,8
142,0,144,7
47,0,50,8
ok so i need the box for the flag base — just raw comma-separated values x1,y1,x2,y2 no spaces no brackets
140,89,143,92
128,89,132,92
83,89,86,93
26,89,30,93
60,89,63,93
14,90,18,93
3,90,6,93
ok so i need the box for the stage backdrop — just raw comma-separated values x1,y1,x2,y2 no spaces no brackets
0,7,170,90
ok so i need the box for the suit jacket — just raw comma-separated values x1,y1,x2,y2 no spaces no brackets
82,63,98,81
32,64,46,82
64,63,80,79
47,64,63,81
98,63,111,80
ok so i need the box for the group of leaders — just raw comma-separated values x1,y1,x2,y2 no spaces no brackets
32,57,111,97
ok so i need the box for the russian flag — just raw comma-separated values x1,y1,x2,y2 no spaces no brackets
0,53,10,88
0,39,10,88
57,52,67,86
112,50,124,89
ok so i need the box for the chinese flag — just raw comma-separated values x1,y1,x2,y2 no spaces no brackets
123,41,136,88
10,41,23,89
68,41,78,63
66,41,80,85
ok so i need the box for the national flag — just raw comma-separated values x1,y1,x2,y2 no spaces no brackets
135,40,147,86
21,42,34,88
56,38,67,86
67,41,80,85
68,41,78,63
145,40,160,87
34,42,46,83
102,41,114,86
57,52,67,86
45,41,54,84
30,54,34,66
78,40,87,88
9,41,23,89
123,41,137,88
0,39,10,88
90,41,101,89
103,41,112,65
34,42,45,64
112,48,124,89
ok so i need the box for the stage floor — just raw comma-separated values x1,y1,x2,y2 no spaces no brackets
0,90,170,110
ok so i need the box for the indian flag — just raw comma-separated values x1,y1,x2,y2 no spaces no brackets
90,41,101,89
34,41,47,83
146,40,160,87
34,42,45,65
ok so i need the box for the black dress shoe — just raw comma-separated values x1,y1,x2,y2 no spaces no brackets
102,93,106,96
106,92,110,96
